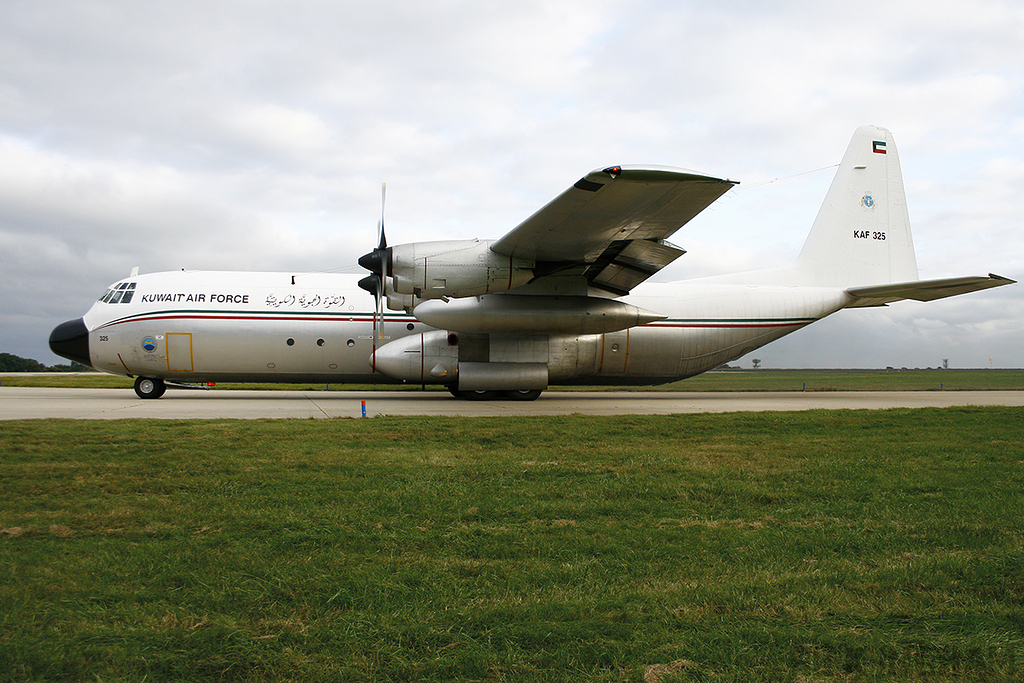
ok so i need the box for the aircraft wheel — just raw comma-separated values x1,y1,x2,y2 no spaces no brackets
447,386,465,399
134,376,166,399
463,390,500,401
504,389,542,401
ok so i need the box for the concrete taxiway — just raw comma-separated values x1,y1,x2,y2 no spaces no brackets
3,386,1023,419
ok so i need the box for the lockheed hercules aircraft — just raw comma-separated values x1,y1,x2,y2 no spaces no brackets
50,126,1013,399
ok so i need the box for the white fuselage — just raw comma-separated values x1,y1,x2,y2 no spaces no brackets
77,269,850,386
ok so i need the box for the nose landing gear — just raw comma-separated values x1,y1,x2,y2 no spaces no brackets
134,376,166,399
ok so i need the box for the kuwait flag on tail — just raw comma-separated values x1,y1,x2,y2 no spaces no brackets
872,140,887,154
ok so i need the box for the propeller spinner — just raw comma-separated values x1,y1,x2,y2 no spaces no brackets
356,235,390,297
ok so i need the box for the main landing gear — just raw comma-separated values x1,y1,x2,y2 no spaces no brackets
134,376,166,399
447,387,543,401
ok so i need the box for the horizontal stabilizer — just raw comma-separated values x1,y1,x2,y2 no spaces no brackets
845,273,1015,307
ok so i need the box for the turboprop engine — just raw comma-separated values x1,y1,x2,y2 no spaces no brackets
387,239,534,299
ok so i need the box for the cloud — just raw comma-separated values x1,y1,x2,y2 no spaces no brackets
1,0,1020,366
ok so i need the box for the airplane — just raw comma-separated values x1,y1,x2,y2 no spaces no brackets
49,125,1014,400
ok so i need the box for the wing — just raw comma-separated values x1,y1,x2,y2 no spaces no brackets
491,165,737,295
845,274,1016,308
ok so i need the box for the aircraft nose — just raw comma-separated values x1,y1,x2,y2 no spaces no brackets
49,318,91,367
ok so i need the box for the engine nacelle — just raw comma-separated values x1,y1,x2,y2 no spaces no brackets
385,288,416,313
389,239,534,299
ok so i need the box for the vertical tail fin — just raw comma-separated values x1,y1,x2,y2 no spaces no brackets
796,125,918,287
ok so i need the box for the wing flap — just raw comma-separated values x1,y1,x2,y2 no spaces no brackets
585,239,687,295
846,273,1015,307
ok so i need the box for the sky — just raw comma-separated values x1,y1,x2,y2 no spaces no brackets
2,0,1021,369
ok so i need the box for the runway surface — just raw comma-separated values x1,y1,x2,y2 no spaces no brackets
3,387,1024,419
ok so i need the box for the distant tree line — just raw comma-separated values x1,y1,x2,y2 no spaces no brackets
0,353,92,372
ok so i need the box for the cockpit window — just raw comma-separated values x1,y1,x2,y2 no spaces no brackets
119,282,135,303
99,282,136,304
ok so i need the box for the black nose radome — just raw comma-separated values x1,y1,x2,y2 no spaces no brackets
49,318,91,367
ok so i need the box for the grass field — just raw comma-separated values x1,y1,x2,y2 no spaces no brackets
2,408,1023,681
3,368,1024,392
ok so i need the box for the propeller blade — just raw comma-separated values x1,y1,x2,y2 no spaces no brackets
376,268,385,339
379,182,387,250
359,182,391,351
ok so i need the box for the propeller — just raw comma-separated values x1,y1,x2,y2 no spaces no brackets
358,183,390,345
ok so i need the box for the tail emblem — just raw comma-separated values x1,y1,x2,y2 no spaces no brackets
872,140,887,154
861,193,875,209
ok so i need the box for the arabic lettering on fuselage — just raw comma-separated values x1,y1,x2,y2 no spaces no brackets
265,293,347,309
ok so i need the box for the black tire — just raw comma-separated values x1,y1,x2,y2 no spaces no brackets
134,376,166,399
504,389,543,401
447,386,465,399
463,390,500,401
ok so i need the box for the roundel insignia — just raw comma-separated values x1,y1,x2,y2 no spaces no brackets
142,336,157,352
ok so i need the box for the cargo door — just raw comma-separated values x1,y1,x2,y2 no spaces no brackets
166,332,194,373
